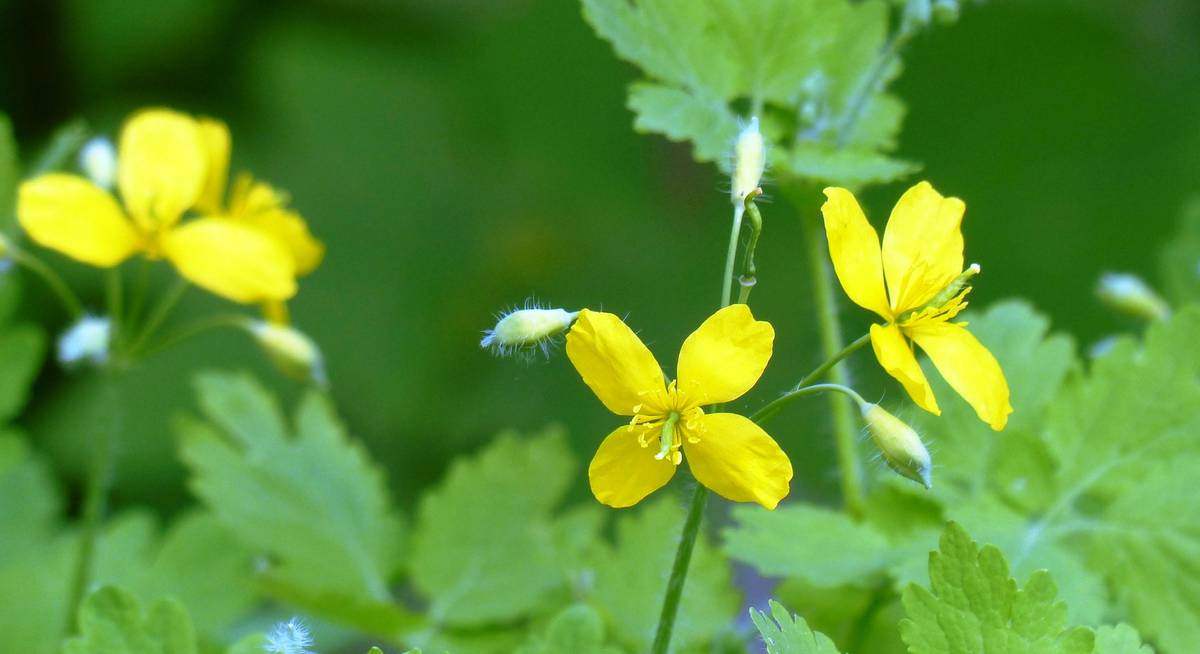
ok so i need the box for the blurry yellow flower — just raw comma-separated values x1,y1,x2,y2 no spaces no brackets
17,108,320,304
821,181,1012,431
566,305,793,509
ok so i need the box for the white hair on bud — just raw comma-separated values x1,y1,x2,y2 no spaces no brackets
264,617,314,654
481,301,579,360
731,116,766,203
57,315,111,368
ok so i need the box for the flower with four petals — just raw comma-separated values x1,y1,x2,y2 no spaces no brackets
821,181,1012,431
566,304,793,509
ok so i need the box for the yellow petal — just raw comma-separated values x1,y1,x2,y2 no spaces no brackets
909,321,1012,431
676,304,773,405
821,188,892,319
195,118,231,214
241,208,324,276
117,108,206,232
683,413,792,509
17,174,141,267
565,309,666,416
881,181,965,313
588,424,676,508
870,322,939,415
161,217,297,303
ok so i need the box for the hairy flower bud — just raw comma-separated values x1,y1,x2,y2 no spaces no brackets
481,305,578,359
249,321,328,387
57,315,111,368
264,617,314,654
731,117,766,203
862,403,931,489
79,137,117,189
1096,272,1170,321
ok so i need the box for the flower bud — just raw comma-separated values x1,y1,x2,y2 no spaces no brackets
862,403,931,489
248,321,327,387
79,137,117,189
481,306,578,359
731,117,766,203
57,315,111,368
1096,272,1170,321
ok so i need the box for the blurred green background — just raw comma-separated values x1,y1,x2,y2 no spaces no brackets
3,0,1199,513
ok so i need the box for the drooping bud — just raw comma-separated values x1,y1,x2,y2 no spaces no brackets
248,321,328,387
79,137,117,189
57,315,112,368
861,403,932,489
731,117,766,204
481,305,579,359
1096,272,1170,321
264,617,315,654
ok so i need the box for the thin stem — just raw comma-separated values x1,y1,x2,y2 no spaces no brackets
125,278,189,356
11,248,85,318
125,259,151,331
67,372,120,628
751,383,866,425
795,333,870,390
106,267,123,347
801,211,866,517
650,482,708,654
736,189,764,305
136,314,251,360
720,203,745,307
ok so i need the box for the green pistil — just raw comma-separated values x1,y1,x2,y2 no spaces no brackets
656,411,681,460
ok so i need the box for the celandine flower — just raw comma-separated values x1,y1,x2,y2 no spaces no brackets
17,108,321,304
821,181,1012,430
566,305,792,509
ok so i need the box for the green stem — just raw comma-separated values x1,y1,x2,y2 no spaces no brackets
751,383,866,424
801,210,866,517
136,314,251,360
736,190,764,305
126,278,189,356
11,248,85,318
106,268,123,348
67,372,120,628
650,482,709,654
720,203,745,307
794,332,870,390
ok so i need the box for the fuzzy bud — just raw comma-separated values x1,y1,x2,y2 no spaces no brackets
79,137,117,189
731,117,766,203
264,617,314,654
249,321,328,387
1096,272,1170,321
57,315,111,368
481,305,578,359
862,403,931,489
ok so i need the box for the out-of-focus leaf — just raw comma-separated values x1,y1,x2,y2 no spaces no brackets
178,371,408,630
62,586,198,654
590,495,737,653
515,605,622,654
409,428,575,628
1160,200,1200,305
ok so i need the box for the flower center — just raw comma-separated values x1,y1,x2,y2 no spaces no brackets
627,380,706,466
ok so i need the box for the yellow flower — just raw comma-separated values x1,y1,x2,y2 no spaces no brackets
820,181,1012,431
17,108,320,304
566,305,793,509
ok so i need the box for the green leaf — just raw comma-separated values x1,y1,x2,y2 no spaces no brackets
1092,625,1154,654
0,322,47,423
62,586,198,654
515,605,622,654
899,523,1094,654
750,600,842,654
1160,199,1200,305
581,0,909,180
723,504,891,587
590,496,737,653
409,428,575,627
178,371,406,624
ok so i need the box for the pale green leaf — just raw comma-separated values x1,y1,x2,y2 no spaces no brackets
627,82,739,163
1093,624,1154,654
409,428,575,627
750,600,842,654
62,586,198,654
781,143,918,188
515,605,622,654
179,371,404,612
590,496,737,652
900,523,1094,654
724,504,891,587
